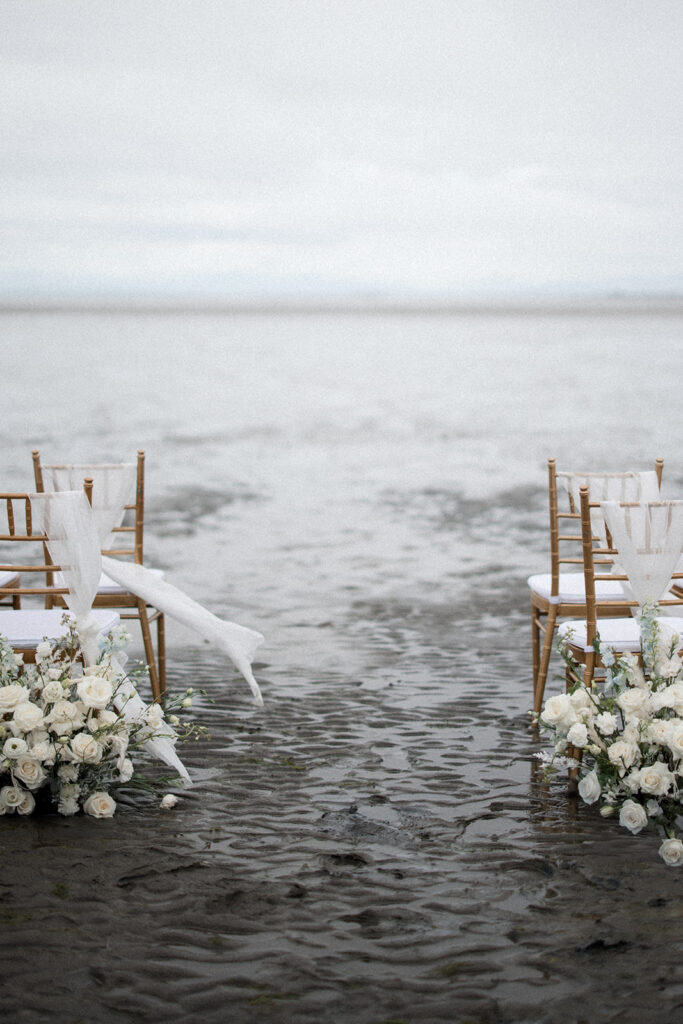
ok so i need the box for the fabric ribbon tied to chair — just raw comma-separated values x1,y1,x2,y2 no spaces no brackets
601,500,683,608
29,490,192,782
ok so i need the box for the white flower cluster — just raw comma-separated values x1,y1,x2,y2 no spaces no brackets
0,624,174,818
540,609,683,867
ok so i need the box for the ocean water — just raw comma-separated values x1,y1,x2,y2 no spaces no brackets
2,308,683,1023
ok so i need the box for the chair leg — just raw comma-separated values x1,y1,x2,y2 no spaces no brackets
136,598,161,703
157,613,166,701
531,601,541,694
533,605,558,716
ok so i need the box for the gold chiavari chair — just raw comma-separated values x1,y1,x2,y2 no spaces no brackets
0,481,119,662
32,450,166,700
529,458,663,715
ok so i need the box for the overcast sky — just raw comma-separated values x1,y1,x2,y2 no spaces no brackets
1,0,682,303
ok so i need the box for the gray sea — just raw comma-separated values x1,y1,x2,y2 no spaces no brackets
1,307,682,1023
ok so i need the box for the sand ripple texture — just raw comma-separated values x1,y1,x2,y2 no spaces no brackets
2,629,682,1024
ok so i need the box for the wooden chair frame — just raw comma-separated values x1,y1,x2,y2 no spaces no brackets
531,457,663,714
562,485,683,687
32,450,166,701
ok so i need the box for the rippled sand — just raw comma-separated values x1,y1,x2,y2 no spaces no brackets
2,616,682,1023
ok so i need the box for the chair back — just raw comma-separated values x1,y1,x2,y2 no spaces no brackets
0,480,93,604
578,484,683,650
545,458,663,599
33,450,145,563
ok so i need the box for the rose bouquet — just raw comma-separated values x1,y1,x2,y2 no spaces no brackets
0,619,196,817
539,604,683,867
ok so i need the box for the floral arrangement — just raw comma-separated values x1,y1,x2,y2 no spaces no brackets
0,619,196,818
539,604,683,867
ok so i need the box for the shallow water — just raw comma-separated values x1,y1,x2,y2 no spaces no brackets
1,309,683,1022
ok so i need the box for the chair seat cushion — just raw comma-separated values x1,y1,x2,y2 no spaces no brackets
0,609,120,648
558,616,683,653
528,572,628,604
0,571,19,588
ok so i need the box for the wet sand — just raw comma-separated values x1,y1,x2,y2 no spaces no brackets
2,603,682,1024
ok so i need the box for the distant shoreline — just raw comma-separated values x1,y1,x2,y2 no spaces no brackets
1,298,682,316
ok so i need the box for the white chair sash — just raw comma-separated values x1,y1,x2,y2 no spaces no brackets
601,500,683,608
29,490,191,782
101,557,264,705
41,464,137,550
40,465,265,704
562,470,661,547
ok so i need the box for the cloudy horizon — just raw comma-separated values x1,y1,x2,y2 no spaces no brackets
2,0,682,305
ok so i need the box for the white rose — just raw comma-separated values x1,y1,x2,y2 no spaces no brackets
41,680,65,703
653,682,683,715
655,654,683,680
160,794,178,809
95,709,118,727
646,719,673,746
76,677,113,710
577,770,601,805
617,687,650,719
3,736,28,758
47,700,84,735
566,722,589,748
58,795,80,816
83,792,116,818
118,757,134,783
666,722,683,761
69,732,102,764
17,790,36,815
638,761,674,797
0,785,25,810
35,640,52,662
144,703,165,730
541,693,577,732
30,740,56,765
13,702,45,733
569,687,591,710
594,712,618,736
13,755,46,790
0,685,30,713
658,838,683,867
619,798,648,834
608,740,640,773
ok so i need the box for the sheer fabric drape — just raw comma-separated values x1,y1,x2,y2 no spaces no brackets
41,465,264,704
41,464,137,551
29,490,191,782
601,500,683,608
561,470,660,546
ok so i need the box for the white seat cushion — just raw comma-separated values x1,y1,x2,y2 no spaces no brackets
558,616,683,653
528,572,628,604
0,570,19,587
0,609,120,648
